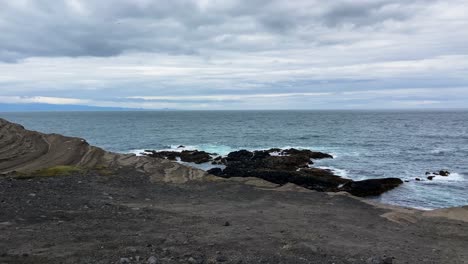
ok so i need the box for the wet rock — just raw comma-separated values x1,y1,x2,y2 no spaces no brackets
218,166,350,192
179,150,213,164
340,178,404,197
281,148,333,160
427,176,435,180
144,150,214,164
211,156,225,165
426,170,450,177
226,150,254,162
439,170,450,176
415,178,421,181
144,151,179,161
207,168,223,176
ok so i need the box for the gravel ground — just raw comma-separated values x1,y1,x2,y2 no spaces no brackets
0,170,467,264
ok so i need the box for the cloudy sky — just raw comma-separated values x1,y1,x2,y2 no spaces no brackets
1,0,468,109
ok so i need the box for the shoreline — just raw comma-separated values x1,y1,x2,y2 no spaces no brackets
0,117,465,213
1,117,468,263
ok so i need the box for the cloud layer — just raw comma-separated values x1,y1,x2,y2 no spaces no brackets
1,0,468,109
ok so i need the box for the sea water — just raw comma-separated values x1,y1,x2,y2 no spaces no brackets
2,110,467,209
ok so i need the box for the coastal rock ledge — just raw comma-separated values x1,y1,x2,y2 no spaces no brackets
144,148,403,197
0,118,208,184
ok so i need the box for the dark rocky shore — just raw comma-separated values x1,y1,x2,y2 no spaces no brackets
143,148,403,197
1,118,467,264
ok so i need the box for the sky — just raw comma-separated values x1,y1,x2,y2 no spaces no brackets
1,0,468,110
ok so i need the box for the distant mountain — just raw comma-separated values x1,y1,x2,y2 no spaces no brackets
0,103,143,112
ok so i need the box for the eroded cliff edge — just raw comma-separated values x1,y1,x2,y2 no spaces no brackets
0,118,208,184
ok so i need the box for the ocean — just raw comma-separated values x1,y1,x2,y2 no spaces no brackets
2,110,467,210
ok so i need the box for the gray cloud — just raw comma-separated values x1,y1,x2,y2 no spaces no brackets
0,0,440,61
1,0,468,109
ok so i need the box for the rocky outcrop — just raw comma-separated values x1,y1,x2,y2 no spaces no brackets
340,178,404,197
223,148,332,170
144,150,214,164
0,118,208,184
426,170,450,177
208,149,402,196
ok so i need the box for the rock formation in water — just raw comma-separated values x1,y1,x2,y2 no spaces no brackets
0,118,208,183
206,149,403,196
143,147,403,197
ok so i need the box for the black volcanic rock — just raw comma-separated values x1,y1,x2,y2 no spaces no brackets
179,150,212,164
143,150,214,164
226,150,254,162
217,167,351,192
213,149,351,192
222,149,331,171
439,170,450,176
340,178,404,197
207,168,223,176
144,146,403,197
143,151,179,161
282,148,333,159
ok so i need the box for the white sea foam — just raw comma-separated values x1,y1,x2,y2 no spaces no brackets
316,166,349,178
127,149,148,156
430,148,451,154
428,172,465,182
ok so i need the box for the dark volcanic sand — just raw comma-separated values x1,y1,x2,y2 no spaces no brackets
1,170,467,264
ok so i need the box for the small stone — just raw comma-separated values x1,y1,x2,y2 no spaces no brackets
415,178,421,181
147,255,158,264
223,221,230,227
365,257,378,264
188,256,205,264
120,258,131,264
382,257,393,264
126,246,137,253
28,193,36,197
216,255,228,262
427,176,435,180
